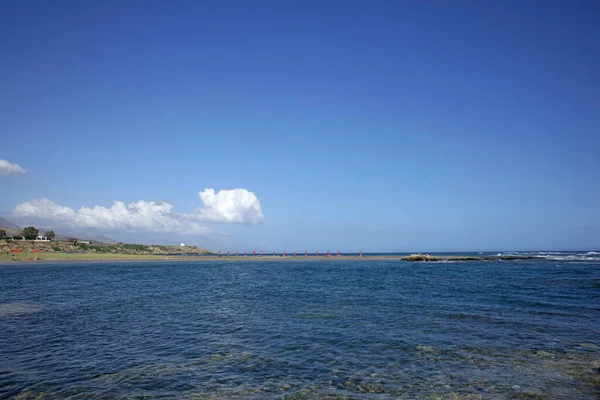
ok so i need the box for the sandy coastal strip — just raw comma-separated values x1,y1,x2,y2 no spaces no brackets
0,253,537,265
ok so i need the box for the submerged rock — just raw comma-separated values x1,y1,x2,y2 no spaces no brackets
0,302,42,317
416,345,441,354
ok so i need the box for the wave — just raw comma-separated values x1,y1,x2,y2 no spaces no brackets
539,255,599,261
498,251,600,262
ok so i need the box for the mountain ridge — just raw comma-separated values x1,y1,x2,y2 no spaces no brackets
0,217,21,230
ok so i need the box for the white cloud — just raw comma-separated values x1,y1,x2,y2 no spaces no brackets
0,159,26,175
12,188,264,234
14,198,211,235
197,188,264,223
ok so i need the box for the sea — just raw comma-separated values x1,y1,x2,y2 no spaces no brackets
1,251,599,399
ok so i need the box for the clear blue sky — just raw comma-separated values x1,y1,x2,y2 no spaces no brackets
1,0,599,251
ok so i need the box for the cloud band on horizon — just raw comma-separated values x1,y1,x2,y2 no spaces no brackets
12,188,264,234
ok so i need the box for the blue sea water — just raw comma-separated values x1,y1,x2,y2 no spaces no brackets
1,257,599,399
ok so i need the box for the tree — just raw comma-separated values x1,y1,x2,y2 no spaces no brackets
22,226,39,240
45,230,56,240
0,229,6,238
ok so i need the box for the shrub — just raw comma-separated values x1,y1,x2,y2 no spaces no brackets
121,244,151,252
22,226,39,240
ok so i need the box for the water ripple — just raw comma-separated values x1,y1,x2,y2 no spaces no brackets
1,260,599,399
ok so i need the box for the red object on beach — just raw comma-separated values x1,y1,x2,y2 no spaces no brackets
236,252,238,256
227,251,230,256
33,249,41,253
244,251,247,256
253,251,256,255
10,249,20,253
294,252,297,257
218,250,221,255
316,251,319,256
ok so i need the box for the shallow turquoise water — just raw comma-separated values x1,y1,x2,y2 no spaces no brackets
1,259,599,399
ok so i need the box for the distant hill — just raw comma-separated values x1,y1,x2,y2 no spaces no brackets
87,233,118,244
0,217,21,230
53,230,117,244
0,217,22,236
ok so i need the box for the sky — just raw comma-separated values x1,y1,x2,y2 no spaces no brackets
1,0,599,252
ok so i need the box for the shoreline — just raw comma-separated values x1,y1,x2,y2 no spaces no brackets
0,253,539,265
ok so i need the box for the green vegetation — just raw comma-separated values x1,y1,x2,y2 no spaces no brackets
1,239,212,260
121,244,152,252
75,243,107,253
22,226,39,240
0,252,160,262
0,229,5,238
45,230,55,239
73,243,154,254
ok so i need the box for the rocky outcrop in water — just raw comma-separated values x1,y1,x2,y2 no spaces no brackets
403,253,438,261
401,253,537,262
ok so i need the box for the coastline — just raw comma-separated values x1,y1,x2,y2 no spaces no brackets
0,252,538,265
